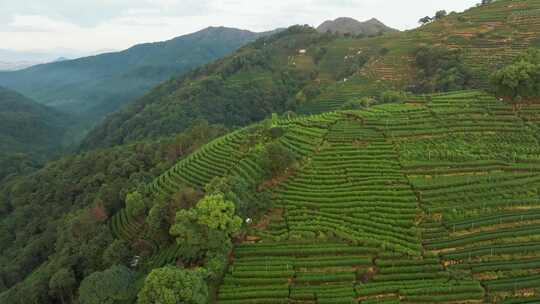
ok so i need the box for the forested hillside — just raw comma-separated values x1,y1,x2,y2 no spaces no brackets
0,87,69,181
82,0,540,150
0,121,228,303
0,27,272,139
13,89,540,303
2,0,540,303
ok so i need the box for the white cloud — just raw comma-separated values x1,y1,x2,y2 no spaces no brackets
0,0,480,53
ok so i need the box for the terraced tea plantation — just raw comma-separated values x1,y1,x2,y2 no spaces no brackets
110,90,540,303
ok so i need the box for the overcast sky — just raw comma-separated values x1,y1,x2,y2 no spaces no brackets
1,0,480,54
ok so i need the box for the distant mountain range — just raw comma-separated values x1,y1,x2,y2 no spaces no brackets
0,48,106,71
317,17,398,36
0,27,276,139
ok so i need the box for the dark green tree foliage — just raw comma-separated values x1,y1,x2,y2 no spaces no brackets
137,266,208,304
205,176,271,218
78,265,136,304
490,48,540,101
0,122,226,303
435,10,448,20
379,90,406,104
413,46,472,93
419,16,433,25
260,142,297,178
48,268,76,304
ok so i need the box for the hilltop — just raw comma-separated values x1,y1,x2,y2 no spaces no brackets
0,27,274,139
317,17,398,36
82,0,540,150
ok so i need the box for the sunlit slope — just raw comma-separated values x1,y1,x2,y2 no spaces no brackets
357,0,540,87
300,0,540,112
107,90,540,303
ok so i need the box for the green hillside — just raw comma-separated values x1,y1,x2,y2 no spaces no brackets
97,90,540,303
0,86,69,181
82,0,540,150
2,1,540,303
0,27,272,140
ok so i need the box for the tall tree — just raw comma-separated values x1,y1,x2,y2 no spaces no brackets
137,266,208,304
490,49,540,101
78,265,136,304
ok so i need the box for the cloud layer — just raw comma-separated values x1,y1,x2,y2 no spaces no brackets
0,0,479,52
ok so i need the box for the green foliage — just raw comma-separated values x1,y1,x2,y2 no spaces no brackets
435,10,448,20
125,191,146,217
48,268,76,304
0,123,225,303
192,194,242,232
169,194,241,261
490,48,540,100
260,142,297,178
102,240,133,266
137,266,208,304
79,265,136,304
379,91,406,104
413,46,472,93
341,97,374,110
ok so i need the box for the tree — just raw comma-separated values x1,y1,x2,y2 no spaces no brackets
379,91,406,104
79,265,136,304
102,239,132,266
48,268,76,304
435,10,447,20
137,266,208,304
259,142,296,178
413,46,472,93
490,49,540,101
419,16,432,25
125,191,146,217
169,194,242,260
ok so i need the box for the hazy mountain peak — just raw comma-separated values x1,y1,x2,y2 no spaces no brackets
317,17,398,35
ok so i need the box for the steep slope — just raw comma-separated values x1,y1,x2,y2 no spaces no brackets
102,90,540,303
317,17,398,36
82,0,540,150
0,121,228,303
0,27,272,134
0,87,69,180
80,25,326,149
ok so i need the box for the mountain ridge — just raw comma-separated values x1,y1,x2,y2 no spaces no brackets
0,26,276,141
316,16,398,35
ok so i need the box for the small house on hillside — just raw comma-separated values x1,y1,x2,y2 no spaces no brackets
298,49,307,54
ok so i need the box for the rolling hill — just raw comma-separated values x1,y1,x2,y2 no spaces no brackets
0,86,69,181
2,0,540,303
109,90,540,303
0,27,274,137
81,0,540,151
316,17,398,36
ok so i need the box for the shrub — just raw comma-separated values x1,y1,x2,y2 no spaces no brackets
259,142,296,178
379,91,406,104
